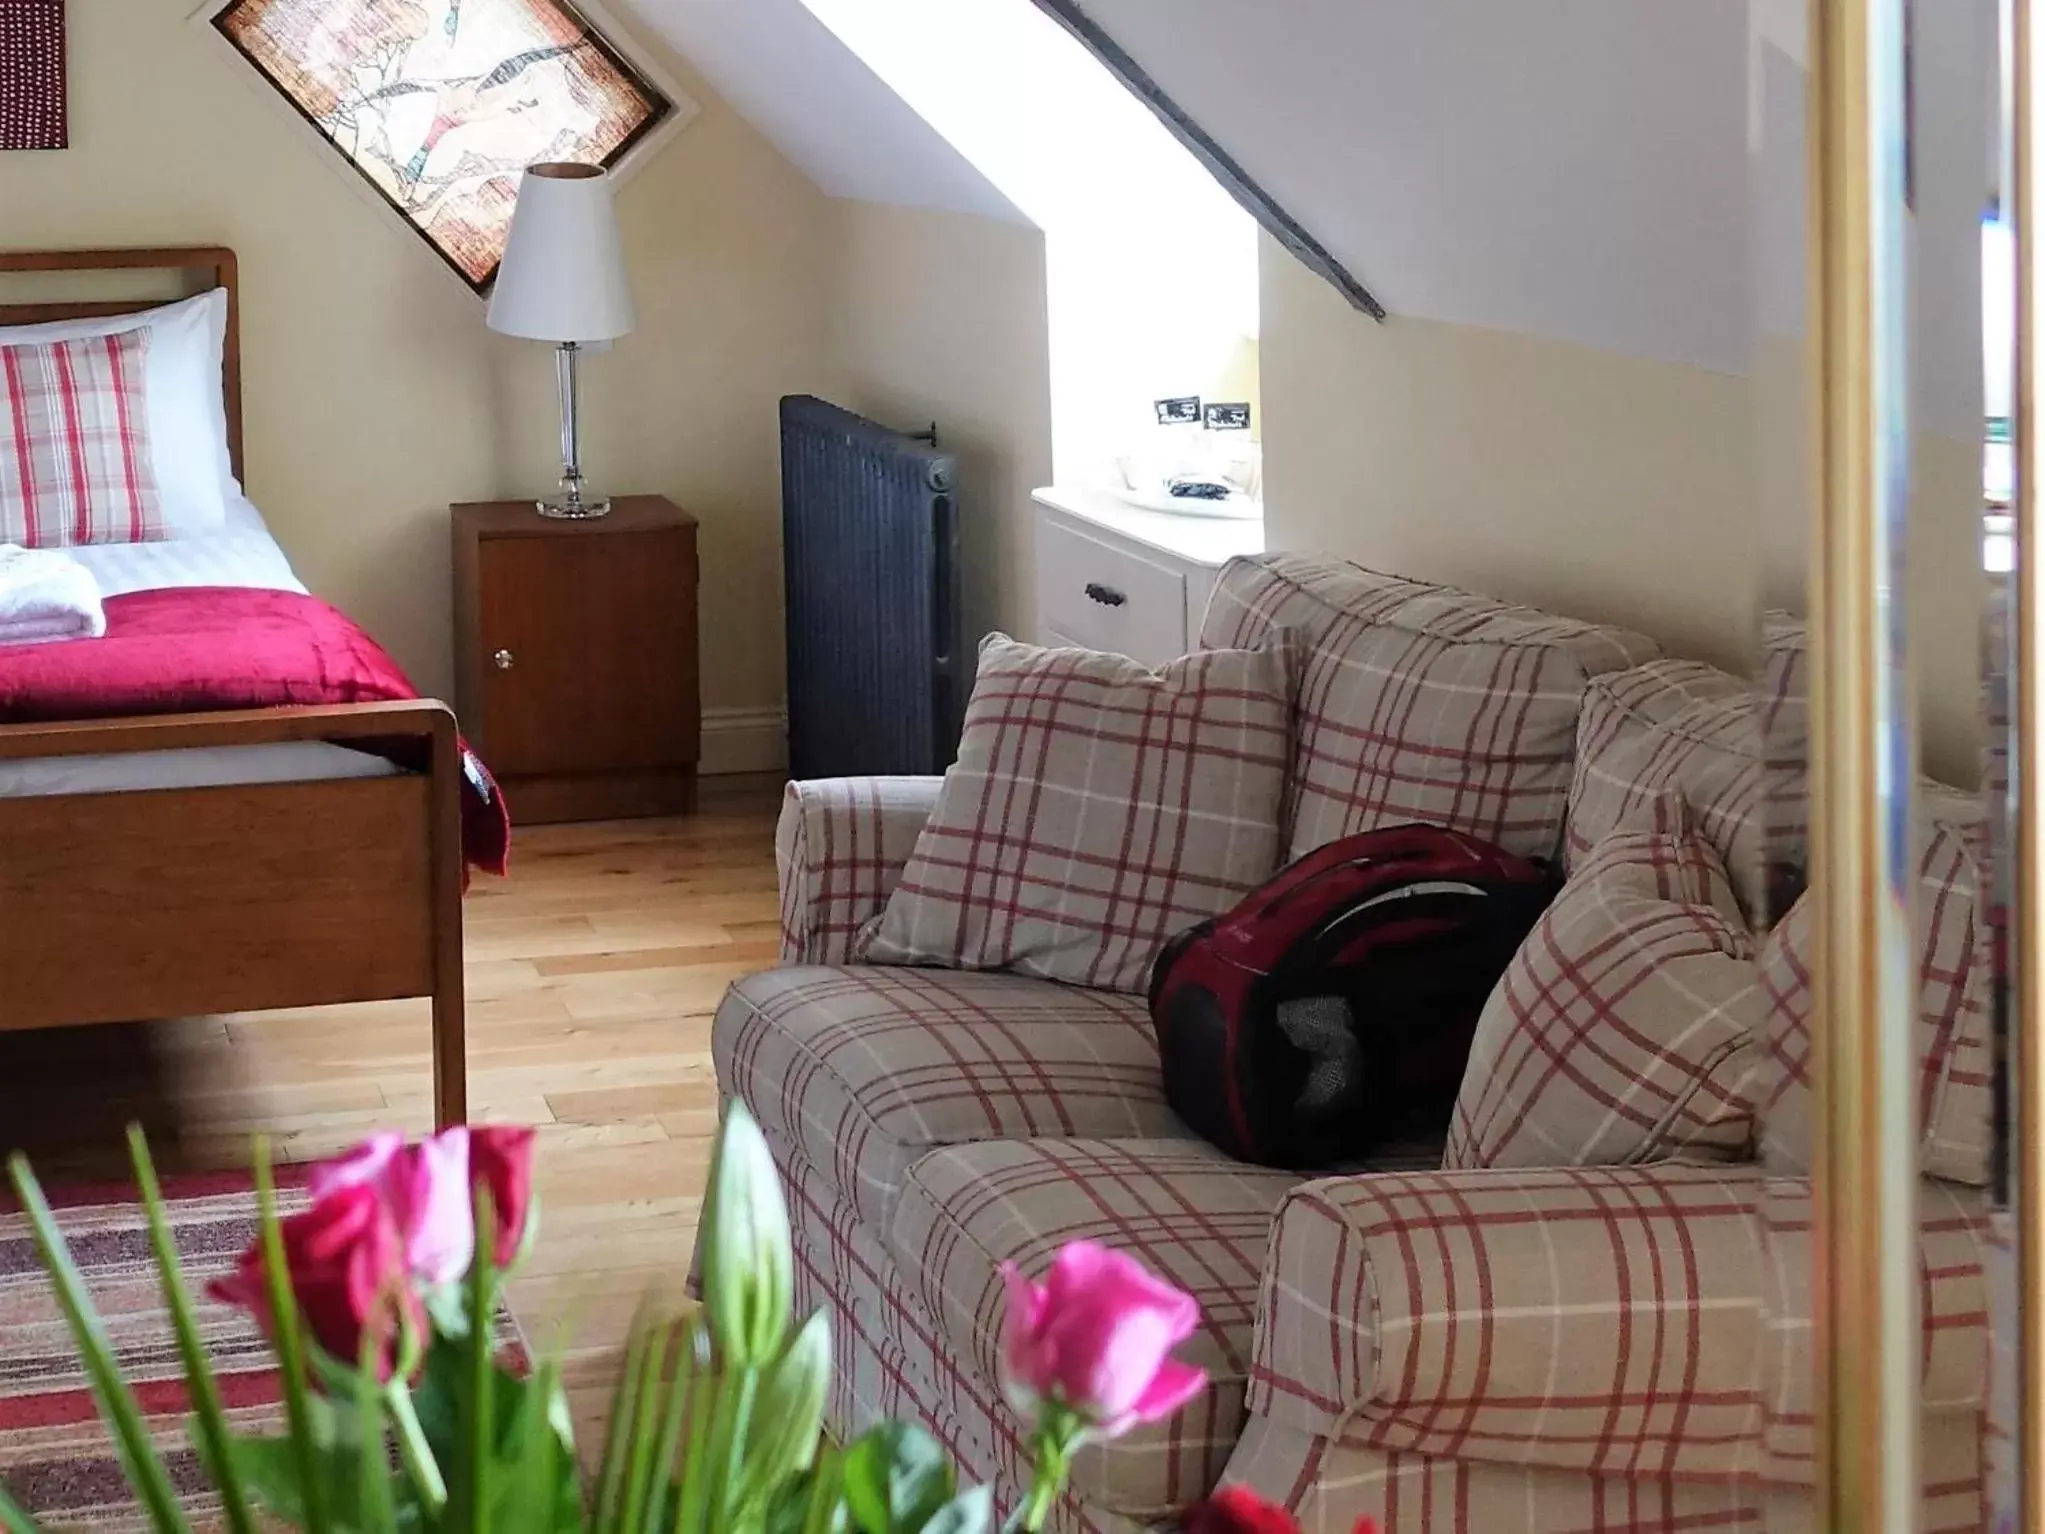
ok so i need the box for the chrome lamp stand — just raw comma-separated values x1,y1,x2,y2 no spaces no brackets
539,341,609,520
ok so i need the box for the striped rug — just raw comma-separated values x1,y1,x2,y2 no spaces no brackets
0,1167,524,1532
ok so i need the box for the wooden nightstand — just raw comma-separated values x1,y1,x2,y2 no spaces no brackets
452,496,700,825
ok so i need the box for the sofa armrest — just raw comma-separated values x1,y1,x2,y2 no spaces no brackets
1247,1163,1991,1486
776,776,943,965
1741,1174,1988,1479
1248,1162,1769,1480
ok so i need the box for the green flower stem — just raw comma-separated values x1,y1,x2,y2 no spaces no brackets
1019,1408,1086,1534
516,1354,566,1534
385,1382,449,1515
253,1146,329,1534
130,1128,258,1534
355,1324,399,1534
1018,1463,1061,1534
673,1332,717,1534
0,1466,49,1532
461,1191,498,1534
10,1152,194,1534
707,1360,760,1532
596,1317,657,1531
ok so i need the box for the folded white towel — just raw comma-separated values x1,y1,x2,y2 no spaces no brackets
0,543,106,645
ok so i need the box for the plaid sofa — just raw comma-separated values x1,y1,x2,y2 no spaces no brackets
709,554,1994,1533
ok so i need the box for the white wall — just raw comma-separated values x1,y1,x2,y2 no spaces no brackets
625,0,1024,224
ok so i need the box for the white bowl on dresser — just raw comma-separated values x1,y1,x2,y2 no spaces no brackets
1032,486,1266,667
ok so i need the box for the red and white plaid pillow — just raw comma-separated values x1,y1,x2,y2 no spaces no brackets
1199,554,1659,864
0,329,165,547
1758,817,1992,1185
1446,796,1765,1169
859,633,1295,994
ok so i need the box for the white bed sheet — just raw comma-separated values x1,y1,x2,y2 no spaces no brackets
1,496,402,798
69,492,308,598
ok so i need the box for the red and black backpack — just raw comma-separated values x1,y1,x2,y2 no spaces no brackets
1148,824,1557,1169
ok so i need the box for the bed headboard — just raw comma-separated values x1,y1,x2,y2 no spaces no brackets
0,247,243,481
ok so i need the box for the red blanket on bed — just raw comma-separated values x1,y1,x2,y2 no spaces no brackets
0,586,510,875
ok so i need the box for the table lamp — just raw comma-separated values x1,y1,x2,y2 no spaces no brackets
487,161,635,518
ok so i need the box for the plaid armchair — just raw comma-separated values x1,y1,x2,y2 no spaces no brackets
713,554,1994,1534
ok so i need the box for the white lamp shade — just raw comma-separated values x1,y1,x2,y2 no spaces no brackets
488,162,636,343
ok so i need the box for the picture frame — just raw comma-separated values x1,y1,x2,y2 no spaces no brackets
0,0,67,152
191,0,696,294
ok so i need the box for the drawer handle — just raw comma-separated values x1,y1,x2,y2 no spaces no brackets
492,648,516,671
1084,582,1127,608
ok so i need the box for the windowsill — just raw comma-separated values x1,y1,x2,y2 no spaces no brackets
1033,484,1266,567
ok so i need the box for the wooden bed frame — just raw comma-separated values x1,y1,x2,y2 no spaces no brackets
0,248,467,1130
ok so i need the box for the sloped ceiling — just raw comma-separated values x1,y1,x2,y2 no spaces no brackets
627,0,1986,388
1062,0,1751,371
631,0,1750,369
623,0,1027,226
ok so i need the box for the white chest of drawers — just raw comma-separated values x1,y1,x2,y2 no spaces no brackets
1032,488,1266,667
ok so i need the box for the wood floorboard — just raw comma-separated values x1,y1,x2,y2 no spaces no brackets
0,778,781,1454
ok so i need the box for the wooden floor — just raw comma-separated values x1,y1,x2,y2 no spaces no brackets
0,778,783,1439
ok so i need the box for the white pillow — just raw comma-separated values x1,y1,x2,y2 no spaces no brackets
0,289,236,536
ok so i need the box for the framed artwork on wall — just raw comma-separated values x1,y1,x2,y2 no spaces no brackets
0,0,67,152
208,0,681,291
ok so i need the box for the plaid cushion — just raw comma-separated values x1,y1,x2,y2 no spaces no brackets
1757,820,1993,1185
0,330,164,547
777,777,944,964
1197,553,1659,863
1754,903,1812,1178
891,1137,1305,1518
1751,615,1981,920
861,633,1294,993
1446,798,1765,1170
1566,660,1764,918
1248,1161,1769,1479
1759,614,1809,908
713,965,1188,1230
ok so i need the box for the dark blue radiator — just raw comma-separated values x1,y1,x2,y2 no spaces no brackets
781,396,963,778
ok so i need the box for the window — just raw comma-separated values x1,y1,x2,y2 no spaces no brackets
798,0,1262,505
1984,212,2013,572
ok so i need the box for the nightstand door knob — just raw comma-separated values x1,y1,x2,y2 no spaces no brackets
492,648,516,672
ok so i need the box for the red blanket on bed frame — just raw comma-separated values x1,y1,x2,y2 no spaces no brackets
0,586,510,876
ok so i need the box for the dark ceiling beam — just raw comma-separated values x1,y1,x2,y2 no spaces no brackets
1029,0,1387,321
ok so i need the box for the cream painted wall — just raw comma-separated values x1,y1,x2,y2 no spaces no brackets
1259,237,1758,673
0,0,836,712
1265,248,1989,782
827,200,1052,647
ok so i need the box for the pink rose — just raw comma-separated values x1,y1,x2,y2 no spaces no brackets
209,1183,420,1380
468,1126,537,1267
312,1129,474,1287
998,1240,1207,1438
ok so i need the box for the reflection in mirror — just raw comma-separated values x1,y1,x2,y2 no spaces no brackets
1746,13,1817,1532
1904,0,2006,1527
1753,5,1812,932
1984,0,2020,1524
1753,1,2001,1526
